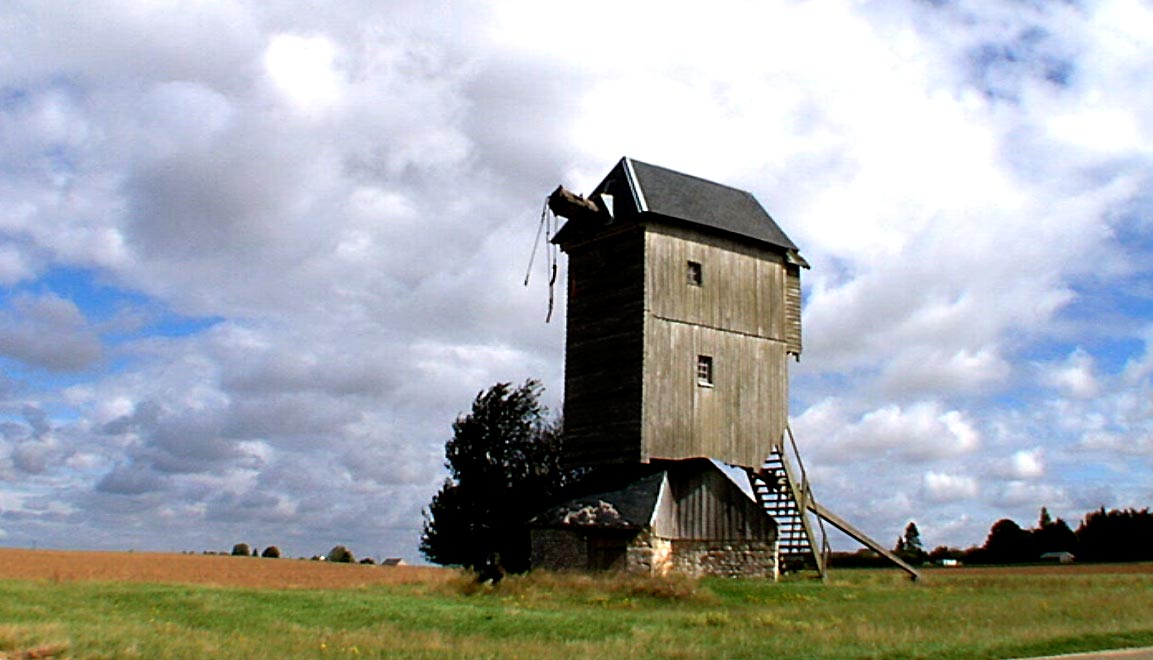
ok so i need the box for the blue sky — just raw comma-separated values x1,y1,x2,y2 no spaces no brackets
1,0,1151,560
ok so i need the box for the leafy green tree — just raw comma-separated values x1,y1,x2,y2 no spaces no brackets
1033,507,1077,555
1077,507,1153,562
231,543,251,557
261,546,281,559
327,545,354,563
894,521,928,565
420,380,568,574
1038,506,1053,528
983,518,1033,563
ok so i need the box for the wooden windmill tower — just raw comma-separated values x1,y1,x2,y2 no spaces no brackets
539,157,919,579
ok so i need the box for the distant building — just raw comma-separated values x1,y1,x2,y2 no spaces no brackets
1040,551,1075,564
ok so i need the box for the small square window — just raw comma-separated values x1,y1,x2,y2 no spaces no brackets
696,355,714,386
687,260,703,286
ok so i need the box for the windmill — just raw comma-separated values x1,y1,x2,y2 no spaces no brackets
533,157,919,580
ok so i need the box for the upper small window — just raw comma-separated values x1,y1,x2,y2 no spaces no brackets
696,355,714,387
687,260,703,286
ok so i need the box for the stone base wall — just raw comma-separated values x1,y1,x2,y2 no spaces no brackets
665,539,779,579
531,528,777,579
531,528,589,571
625,530,672,575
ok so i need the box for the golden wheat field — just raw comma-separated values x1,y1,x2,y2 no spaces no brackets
4,548,1153,589
0,548,451,589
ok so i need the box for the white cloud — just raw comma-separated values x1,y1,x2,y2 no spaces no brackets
797,400,981,464
880,346,1011,397
1047,108,1142,154
1040,348,1100,399
1008,448,1046,480
0,244,36,285
992,481,1069,512
923,471,980,502
263,33,343,116
1080,429,1153,456
0,293,103,371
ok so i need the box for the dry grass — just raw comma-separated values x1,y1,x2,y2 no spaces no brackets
0,625,68,660
0,548,451,589
442,568,715,604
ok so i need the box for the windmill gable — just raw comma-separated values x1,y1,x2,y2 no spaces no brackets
551,158,799,251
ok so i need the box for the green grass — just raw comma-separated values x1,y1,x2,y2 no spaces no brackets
2,568,1152,659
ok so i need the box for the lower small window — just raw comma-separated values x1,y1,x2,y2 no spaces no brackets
696,355,714,386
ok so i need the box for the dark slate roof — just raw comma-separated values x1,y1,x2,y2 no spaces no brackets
551,157,797,251
531,471,664,530
531,459,761,531
623,158,797,250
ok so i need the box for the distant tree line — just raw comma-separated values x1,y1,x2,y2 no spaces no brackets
221,543,382,563
832,506,1153,567
959,506,1153,564
228,543,282,558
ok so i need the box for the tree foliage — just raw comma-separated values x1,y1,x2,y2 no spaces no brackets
894,521,928,565
327,545,354,563
231,543,251,557
964,506,1152,565
261,546,281,559
1076,507,1153,562
420,380,568,574
1034,507,1077,555
982,518,1033,564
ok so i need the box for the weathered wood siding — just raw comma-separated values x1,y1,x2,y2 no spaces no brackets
561,227,646,466
785,264,802,356
645,225,787,340
652,467,776,541
642,225,790,467
558,221,795,469
643,322,787,466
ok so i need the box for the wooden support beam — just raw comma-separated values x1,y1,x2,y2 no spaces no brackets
807,500,922,581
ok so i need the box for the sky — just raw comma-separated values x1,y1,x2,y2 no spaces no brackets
1,0,1151,561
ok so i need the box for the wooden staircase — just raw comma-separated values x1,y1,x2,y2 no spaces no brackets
749,430,829,577
749,426,921,581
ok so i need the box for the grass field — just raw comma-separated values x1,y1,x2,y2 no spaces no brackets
1,550,1151,659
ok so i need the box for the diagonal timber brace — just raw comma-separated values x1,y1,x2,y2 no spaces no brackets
807,499,922,581
754,425,922,581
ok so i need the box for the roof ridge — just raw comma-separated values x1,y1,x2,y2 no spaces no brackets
624,156,753,195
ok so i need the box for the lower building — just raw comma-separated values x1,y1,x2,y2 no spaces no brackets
530,459,778,579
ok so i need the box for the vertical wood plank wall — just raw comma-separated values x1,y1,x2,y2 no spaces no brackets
652,466,777,540
562,228,646,466
642,225,790,467
560,221,798,469
646,224,786,338
785,265,803,356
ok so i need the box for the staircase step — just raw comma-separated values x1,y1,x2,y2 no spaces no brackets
750,447,828,576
